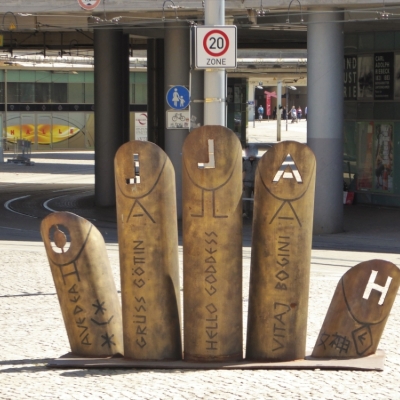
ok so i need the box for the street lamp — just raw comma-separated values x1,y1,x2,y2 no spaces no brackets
285,85,297,131
252,82,263,128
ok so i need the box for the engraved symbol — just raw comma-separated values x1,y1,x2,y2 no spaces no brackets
276,270,289,281
136,337,147,348
329,333,351,354
352,325,373,355
205,239,217,245
70,295,81,303
134,267,145,276
269,200,302,227
205,247,217,254
101,333,116,348
316,332,330,350
126,153,141,184
127,200,156,223
134,279,145,288
81,333,91,345
206,303,217,313
136,326,147,335
198,139,216,169
205,232,218,237
73,305,84,315
91,316,114,326
206,330,218,339
205,275,217,284
272,154,303,183
78,325,88,337
205,286,217,296
92,299,107,315
76,317,86,324
205,265,217,273
68,284,79,294
362,270,392,305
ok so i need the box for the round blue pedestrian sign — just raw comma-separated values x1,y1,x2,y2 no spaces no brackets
166,86,190,110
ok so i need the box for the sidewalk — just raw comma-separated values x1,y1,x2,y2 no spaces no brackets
1,146,400,399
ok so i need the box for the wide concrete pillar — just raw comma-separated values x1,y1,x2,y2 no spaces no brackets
147,39,165,149
164,22,190,217
307,9,344,233
94,29,129,207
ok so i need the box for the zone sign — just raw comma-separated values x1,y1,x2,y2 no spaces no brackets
195,26,237,69
77,0,101,10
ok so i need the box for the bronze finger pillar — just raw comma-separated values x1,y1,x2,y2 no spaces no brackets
41,212,123,357
182,125,243,362
312,260,400,358
115,140,182,360
246,141,316,361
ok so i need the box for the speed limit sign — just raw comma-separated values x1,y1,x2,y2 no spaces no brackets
194,26,237,69
77,0,101,10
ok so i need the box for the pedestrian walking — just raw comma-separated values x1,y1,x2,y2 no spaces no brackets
258,105,264,121
297,106,302,121
290,106,298,123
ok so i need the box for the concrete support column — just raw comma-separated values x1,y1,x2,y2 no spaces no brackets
147,39,165,149
94,29,130,207
307,9,344,233
164,22,190,217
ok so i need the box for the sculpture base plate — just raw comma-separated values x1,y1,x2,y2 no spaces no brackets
48,350,385,371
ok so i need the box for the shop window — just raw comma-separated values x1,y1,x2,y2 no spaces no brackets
357,102,373,120
0,82,5,103
358,34,374,51
84,83,94,104
375,32,394,51
19,83,35,103
374,102,394,120
35,83,51,103
344,34,358,54
134,83,147,104
68,83,84,103
7,82,19,103
52,83,68,103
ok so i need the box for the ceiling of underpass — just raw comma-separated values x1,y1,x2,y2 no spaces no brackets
0,1,399,81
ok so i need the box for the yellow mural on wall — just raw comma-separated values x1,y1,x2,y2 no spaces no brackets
6,124,80,144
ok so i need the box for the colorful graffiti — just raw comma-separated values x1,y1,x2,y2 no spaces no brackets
6,124,80,144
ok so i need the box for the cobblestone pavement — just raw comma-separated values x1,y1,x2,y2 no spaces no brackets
2,150,400,399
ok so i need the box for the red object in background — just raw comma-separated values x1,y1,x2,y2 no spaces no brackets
264,90,277,117
266,96,271,116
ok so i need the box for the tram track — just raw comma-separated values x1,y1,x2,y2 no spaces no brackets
0,183,118,242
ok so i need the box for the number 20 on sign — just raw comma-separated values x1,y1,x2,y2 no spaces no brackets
195,26,237,69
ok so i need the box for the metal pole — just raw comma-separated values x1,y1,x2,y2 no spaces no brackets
204,0,225,126
277,80,282,141
252,84,256,128
286,87,288,131
0,70,6,163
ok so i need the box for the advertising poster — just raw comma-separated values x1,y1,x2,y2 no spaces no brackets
356,121,374,190
344,55,357,100
373,122,394,192
394,54,400,98
357,55,374,98
374,52,394,100
134,112,148,141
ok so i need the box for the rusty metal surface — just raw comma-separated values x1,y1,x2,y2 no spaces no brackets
246,141,316,362
115,140,181,360
40,212,123,357
312,260,400,358
182,125,243,362
48,350,386,371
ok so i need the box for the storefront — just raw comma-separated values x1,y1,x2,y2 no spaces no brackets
344,31,400,206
